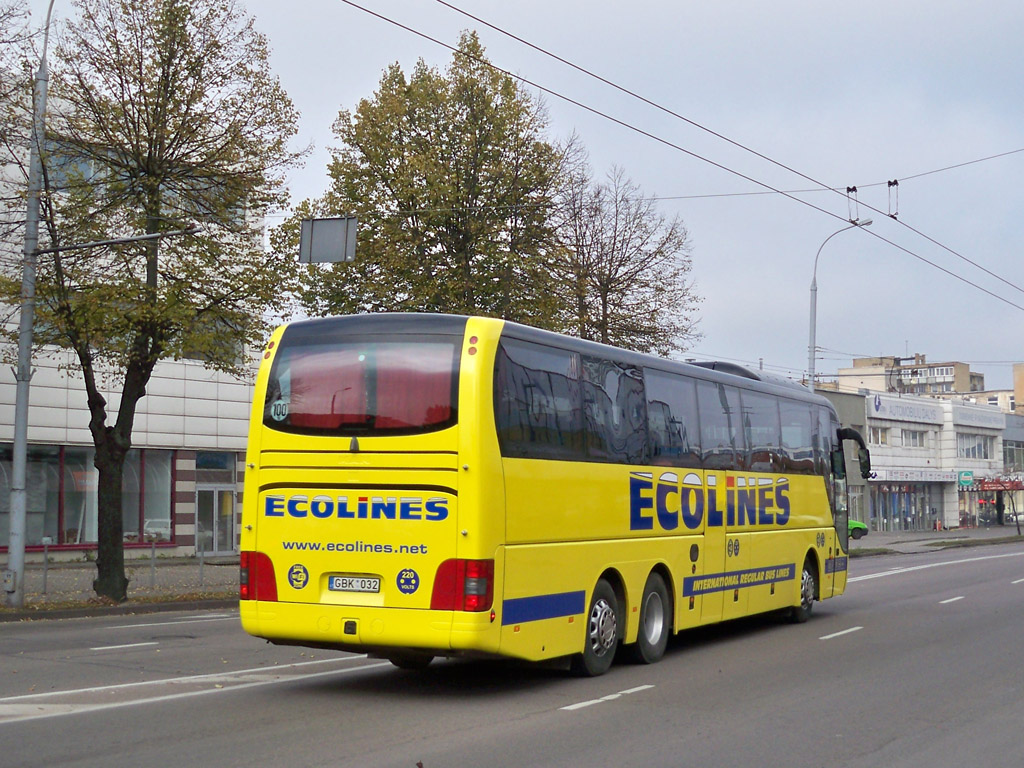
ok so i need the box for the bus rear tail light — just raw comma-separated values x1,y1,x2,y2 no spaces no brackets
431,559,494,612
240,551,278,601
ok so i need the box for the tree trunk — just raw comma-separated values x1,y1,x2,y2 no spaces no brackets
93,447,129,601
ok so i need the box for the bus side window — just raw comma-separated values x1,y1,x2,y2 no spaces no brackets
697,381,746,470
645,369,701,468
494,340,583,460
815,406,834,477
779,399,815,474
581,356,647,464
741,390,781,473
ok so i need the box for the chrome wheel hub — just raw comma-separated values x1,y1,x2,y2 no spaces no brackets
588,598,617,656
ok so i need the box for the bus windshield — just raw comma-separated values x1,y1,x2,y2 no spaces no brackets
263,336,460,436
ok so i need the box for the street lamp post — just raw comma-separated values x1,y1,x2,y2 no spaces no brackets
807,218,872,393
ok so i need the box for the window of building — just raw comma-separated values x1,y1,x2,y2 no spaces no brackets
869,426,889,446
902,430,927,448
1005,441,1024,473
0,445,176,549
957,433,994,460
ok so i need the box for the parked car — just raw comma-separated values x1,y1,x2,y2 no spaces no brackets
849,519,869,540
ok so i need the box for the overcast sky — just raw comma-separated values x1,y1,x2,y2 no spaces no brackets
31,0,1024,390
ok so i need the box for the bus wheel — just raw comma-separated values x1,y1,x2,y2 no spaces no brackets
790,558,816,623
387,652,433,670
629,572,671,664
571,580,620,677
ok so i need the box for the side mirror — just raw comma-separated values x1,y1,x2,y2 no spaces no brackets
858,447,872,480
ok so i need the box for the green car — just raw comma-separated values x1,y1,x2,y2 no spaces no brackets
849,519,869,540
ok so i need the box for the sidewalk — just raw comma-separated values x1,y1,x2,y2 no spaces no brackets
1,554,238,621
850,523,1024,555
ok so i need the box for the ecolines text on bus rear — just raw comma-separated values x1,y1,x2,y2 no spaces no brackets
239,313,869,675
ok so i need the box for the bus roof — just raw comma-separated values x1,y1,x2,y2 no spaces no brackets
278,313,833,411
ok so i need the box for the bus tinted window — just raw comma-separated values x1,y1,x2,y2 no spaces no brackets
741,390,781,472
581,357,647,464
494,340,583,459
645,369,701,468
263,338,459,435
779,399,815,474
697,381,746,470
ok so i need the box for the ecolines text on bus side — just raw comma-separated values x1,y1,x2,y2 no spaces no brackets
629,472,791,531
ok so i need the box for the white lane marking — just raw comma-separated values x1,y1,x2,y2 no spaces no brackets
1012,578,1024,585
90,642,158,652
820,626,863,641
561,684,655,711
0,658,387,725
619,685,656,695
850,550,1024,583
0,656,366,703
109,615,237,630
939,596,965,604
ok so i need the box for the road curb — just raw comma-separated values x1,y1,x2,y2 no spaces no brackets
0,597,238,623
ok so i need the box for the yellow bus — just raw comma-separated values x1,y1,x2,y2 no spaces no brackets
240,314,870,675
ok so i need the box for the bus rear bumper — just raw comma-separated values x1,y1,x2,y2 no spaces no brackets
240,600,500,656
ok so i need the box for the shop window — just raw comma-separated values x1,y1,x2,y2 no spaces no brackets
0,445,176,549
63,447,97,544
0,445,60,546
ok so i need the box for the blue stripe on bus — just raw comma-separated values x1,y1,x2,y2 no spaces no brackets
502,590,587,626
683,563,796,597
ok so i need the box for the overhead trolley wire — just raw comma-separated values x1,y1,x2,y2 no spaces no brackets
335,0,1024,313
430,0,1024,301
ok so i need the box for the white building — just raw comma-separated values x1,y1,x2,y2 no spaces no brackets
859,392,1004,530
0,347,253,561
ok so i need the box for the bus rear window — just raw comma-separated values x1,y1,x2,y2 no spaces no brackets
263,338,459,436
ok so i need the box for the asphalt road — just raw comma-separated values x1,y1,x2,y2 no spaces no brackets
3,541,1024,768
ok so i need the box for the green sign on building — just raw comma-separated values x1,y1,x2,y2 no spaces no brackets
958,471,974,488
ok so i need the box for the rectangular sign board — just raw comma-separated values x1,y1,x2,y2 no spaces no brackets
298,217,357,263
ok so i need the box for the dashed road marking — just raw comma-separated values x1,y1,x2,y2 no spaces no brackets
820,626,863,641
561,684,655,711
90,642,158,651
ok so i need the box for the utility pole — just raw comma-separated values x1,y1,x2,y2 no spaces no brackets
5,1,55,609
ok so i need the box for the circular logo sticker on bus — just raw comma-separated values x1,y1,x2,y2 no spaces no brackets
270,399,290,421
288,563,309,589
396,569,419,595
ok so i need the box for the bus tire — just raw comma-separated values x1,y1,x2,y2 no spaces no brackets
790,557,817,623
387,652,433,670
571,580,620,677
628,572,671,664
